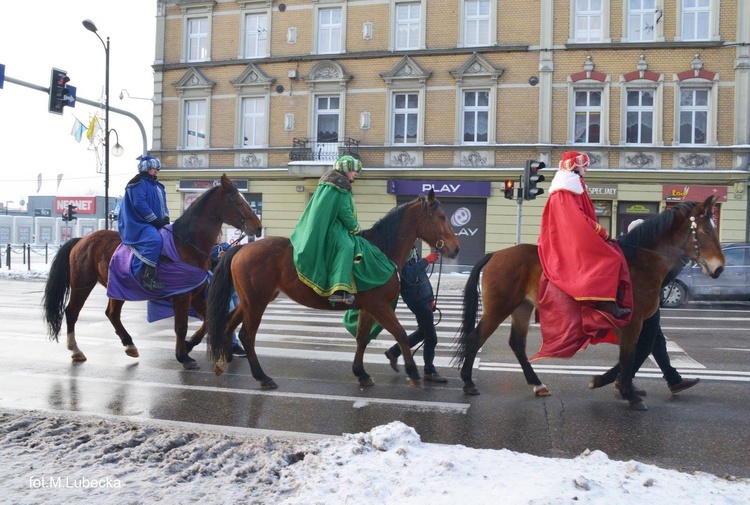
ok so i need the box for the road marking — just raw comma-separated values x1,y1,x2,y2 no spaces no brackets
10,371,470,414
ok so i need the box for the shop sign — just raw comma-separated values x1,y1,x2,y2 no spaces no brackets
179,179,249,192
662,185,727,202
387,180,491,197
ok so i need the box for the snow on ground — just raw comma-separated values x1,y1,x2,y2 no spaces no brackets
1,408,748,505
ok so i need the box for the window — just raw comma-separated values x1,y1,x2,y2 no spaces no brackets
574,90,601,144
627,0,656,42
625,90,654,144
316,96,340,142
681,0,710,41
318,7,342,54
187,17,209,62
393,93,419,144
462,91,489,143
463,0,491,47
396,3,421,50
242,97,265,147
244,13,268,58
185,100,207,148
679,89,708,145
575,0,603,42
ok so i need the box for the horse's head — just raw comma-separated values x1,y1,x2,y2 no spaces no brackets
219,174,263,238
416,189,460,259
683,195,724,278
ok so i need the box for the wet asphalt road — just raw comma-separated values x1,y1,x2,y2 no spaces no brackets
1,278,748,478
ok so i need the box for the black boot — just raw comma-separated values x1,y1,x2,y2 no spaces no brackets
595,301,631,318
140,265,164,291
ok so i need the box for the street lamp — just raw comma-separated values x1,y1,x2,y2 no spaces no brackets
4,201,14,216
82,18,111,230
119,89,154,102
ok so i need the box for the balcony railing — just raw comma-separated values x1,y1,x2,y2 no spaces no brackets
289,138,360,162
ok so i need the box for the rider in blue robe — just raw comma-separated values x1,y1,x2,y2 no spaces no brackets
117,155,169,291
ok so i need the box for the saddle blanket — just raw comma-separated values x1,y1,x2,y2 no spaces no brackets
106,226,209,319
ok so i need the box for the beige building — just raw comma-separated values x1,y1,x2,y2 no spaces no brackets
152,0,750,270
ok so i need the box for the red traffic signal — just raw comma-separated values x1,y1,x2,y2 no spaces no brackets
504,179,515,200
48,68,75,115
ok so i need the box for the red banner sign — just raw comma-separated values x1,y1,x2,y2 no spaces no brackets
662,185,727,202
54,197,96,214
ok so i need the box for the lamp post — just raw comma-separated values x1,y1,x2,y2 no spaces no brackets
4,201,14,216
82,19,111,230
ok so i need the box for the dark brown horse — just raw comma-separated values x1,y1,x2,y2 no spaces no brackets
454,196,724,410
43,174,262,369
206,190,460,388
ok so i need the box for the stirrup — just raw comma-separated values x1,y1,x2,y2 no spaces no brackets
141,274,164,292
327,291,355,304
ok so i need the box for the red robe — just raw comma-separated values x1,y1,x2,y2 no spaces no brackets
533,173,632,360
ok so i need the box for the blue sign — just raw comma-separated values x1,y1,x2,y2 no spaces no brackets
0,63,5,89
387,180,491,198
65,84,76,107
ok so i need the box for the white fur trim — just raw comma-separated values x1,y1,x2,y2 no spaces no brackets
549,170,584,195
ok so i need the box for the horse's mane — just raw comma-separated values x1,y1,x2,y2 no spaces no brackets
362,196,440,255
617,200,700,260
172,185,222,244
362,202,407,255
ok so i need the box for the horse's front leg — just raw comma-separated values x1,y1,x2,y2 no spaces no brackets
172,294,198,370
361,305,421,387
185,291,209,353
105,298,139,358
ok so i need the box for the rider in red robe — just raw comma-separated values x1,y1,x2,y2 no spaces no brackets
534,151,633,360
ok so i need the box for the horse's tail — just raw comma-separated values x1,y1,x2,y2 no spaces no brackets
453,252,494,367
43,238,82,341
206,245,243,362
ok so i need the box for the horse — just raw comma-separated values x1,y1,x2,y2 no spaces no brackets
454,195,724,410
206,189,460,389
42,174,263,370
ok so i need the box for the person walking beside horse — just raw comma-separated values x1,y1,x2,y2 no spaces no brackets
534,151,633,360
118,155,170,291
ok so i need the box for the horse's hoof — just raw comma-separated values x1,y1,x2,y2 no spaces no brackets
533,384,551,397
214,364,226,377
359,377,375,387
260,380,278,390
125,346,139,358
630,400,648,411
588,376,602,389
182,360,200,371
463,385,480,395
71,353,87,362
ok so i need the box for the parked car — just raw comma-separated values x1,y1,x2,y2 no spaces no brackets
661,243,750,308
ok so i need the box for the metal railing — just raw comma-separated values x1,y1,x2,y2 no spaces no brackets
3,244,62,270
289,138,360,162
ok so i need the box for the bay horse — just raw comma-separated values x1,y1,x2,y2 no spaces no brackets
43,174,263,370
206,190,460,388
454,196,724,410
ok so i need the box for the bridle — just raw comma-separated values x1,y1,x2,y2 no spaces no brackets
418,196,446,252
225,186,257,244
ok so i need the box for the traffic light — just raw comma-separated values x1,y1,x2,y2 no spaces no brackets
523,160,546,200
503,179,515,200
48,68,76,114
67,204,78,221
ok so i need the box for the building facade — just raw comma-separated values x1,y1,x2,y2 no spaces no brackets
152,0,750,271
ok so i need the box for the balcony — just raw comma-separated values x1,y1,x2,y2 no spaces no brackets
289,138,360,163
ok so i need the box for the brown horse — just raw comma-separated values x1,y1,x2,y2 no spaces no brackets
43,174,262,369
206,190,460,388
454,196,724,410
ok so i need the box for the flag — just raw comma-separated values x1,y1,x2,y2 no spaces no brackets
37,173,42,193
86,116,99,142
57,173,64,190
70,119,85,143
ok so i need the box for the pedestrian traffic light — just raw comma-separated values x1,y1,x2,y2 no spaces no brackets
523,160,546,200
67,204,78,221
504,179,515,200
48,68,76,115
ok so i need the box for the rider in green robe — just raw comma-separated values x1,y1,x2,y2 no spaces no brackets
290,156,395,305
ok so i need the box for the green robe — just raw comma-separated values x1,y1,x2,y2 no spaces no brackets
290,170,395,297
